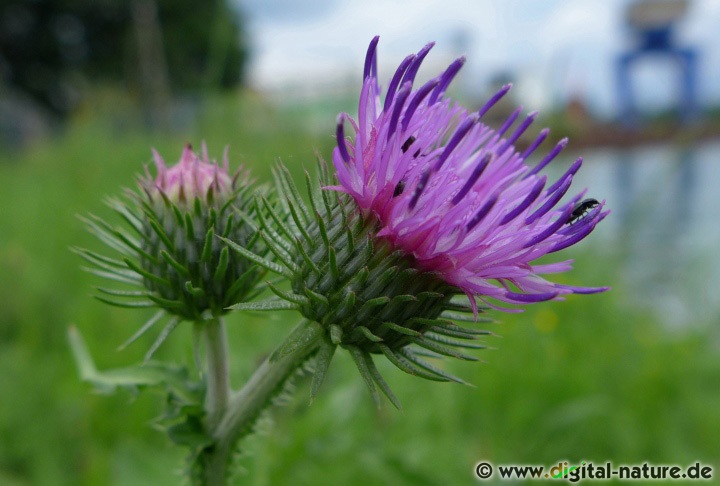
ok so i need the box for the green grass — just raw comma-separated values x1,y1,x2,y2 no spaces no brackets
1,92,718,485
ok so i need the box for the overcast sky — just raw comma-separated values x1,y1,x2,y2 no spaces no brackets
235,0,720,117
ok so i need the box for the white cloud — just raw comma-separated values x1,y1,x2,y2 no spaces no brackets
238,0,720,114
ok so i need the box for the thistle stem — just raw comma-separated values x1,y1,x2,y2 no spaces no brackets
203,317,230,433
201,319,323,485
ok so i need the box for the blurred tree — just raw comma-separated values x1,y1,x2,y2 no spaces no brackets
0,0,249,119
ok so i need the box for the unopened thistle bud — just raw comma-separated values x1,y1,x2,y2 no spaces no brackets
76,143,265,355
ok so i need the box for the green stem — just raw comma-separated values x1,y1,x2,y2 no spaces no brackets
200,319,323,485
203,317,230,433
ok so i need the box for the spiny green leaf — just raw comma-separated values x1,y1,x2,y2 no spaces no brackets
310,340,336,402
220,213,235,238
94,296,156,308
316,212,330,249
228,299,299,312
417,291,446,300
201,227,215,262
399,348,470,385
148,219,175,252
95,287,150,298
258,195,296,241
270,319,324,361
106,197,144,235
79,215,134,256
304,288,330,307
267,281,310,306
286,195,313,243
82,267,142,285
412,336,479,361
365,353,402,410
378,344,449,382
71,247,126,270
123,258,172,287
160,250,191,277
147,294,187,311
118,310,165,350
390,294,418,304
329,324,343,345
293,236,321,275
184,281,205,297
424,332,486,349
381,321,421,337
347,346,381,408
335,290,356,316
430,323,491,337
259,231,298,272
275,163,310,220
69,325,197,401
358,296,390,313
443,301,479,312
225,264,264,301
349,267,370,288
219,236,292,278
145,317,181,361
213,247,230,283
328,246,339,280
184,213,195,240
441,310,494,323
355,326,383,343
304,170,321,220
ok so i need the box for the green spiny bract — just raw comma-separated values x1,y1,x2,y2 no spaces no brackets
139,174,266,320
75,144,267,355
224,161,493,408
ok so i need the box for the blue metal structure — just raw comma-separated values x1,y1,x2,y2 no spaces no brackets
616,0,699,125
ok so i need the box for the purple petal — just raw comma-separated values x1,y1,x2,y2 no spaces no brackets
429,57,465,104
527,137,568,176
546,157,583,194
384,54,415,111
521,128,550,159
478,84,512,118
452,152,493,205
401,78,440,131
335,114,351,164
433,114,478,171
402,42,435,86
499,176,546,225
498,111,538,154
363,35,380,81
466,195,498,231
504,291,559,303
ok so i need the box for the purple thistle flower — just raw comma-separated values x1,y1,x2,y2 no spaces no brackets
331,37,609,312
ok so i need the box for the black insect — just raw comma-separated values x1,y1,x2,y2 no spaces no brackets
401,136,416,153
566,198,600,225
401,136,421,158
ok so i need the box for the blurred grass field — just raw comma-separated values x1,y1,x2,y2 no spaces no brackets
1,92,719,485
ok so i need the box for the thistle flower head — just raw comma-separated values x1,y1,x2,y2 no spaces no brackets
225,39,609,408
332,36,609,311
76,143,265,358
224,162,491,408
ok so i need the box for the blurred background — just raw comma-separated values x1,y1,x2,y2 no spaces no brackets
1,0,719,484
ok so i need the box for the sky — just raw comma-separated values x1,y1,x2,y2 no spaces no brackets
235,0,720,117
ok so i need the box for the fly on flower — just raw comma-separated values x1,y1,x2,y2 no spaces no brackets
332,36,609,314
